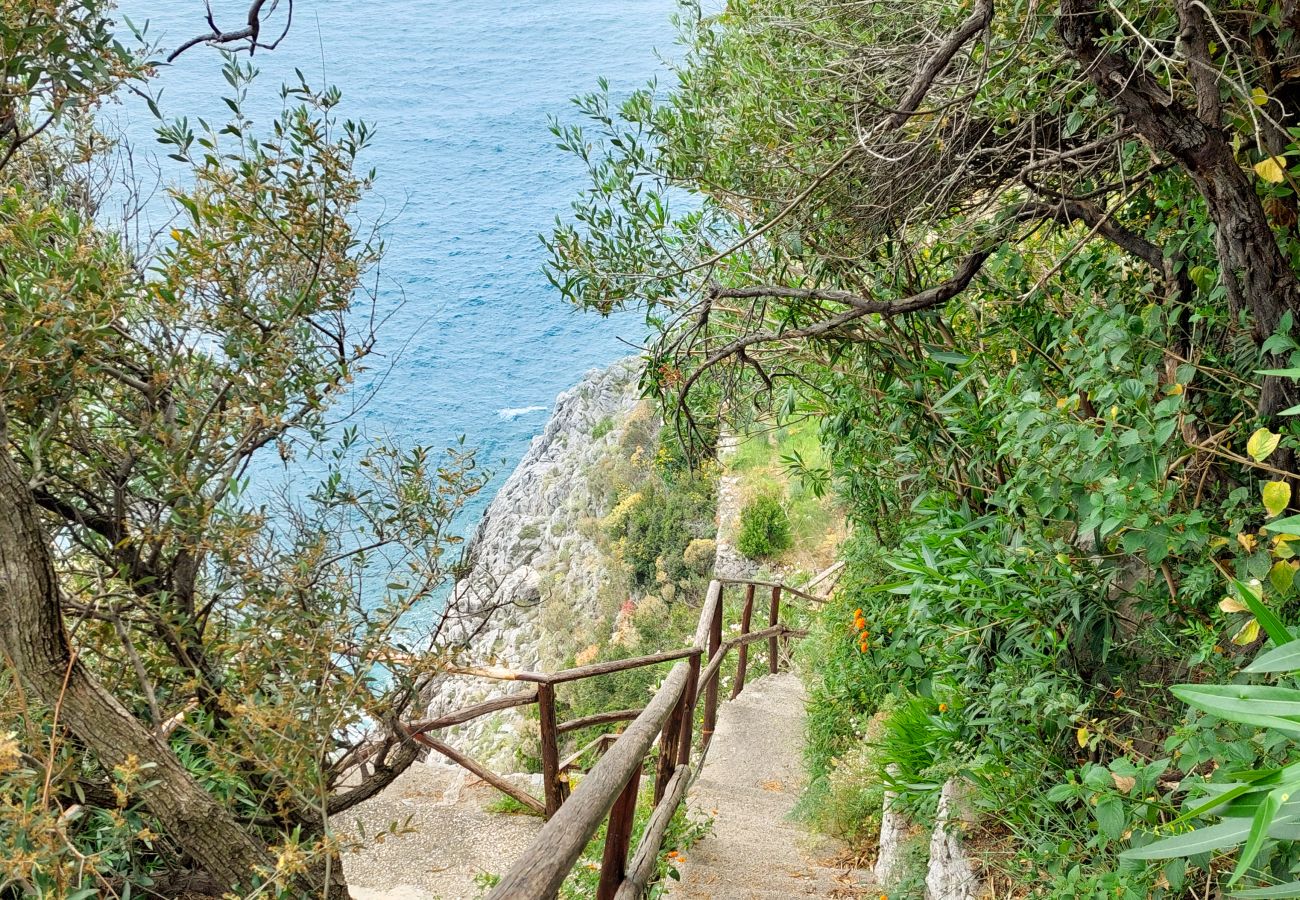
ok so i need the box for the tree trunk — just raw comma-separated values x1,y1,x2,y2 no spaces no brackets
0,436,274,894
1059,0,1300,417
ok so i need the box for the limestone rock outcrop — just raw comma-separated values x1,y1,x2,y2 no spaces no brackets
422,357,646,768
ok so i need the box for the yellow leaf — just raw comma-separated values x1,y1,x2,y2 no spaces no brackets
1264,480,1292,518
170,228,183,242
1255,156,1288,184
1168,382,1184,395
1232,617,1262,646
1248,428,1282,462
1076,726,1090,748
1238,531,1259,553
1253,86,1270,107
1109,405,1118,420
1270,560,1296,594
1219,596,1250,613
1111,773,1137,793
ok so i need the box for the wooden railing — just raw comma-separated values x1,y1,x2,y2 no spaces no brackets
416,576,813,900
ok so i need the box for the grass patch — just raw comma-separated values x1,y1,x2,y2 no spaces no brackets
727,419,844,573
486,792,545,817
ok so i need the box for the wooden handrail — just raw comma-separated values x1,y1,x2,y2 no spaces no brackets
613,764,691,900
715,576,826,604
557,707,643,735
546,646,698,685
446,646,698,686
407,688,538,735
559,732,618,773
450,574,817,898
412,733,546,816
485,662,692,898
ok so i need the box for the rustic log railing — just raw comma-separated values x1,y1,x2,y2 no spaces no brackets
440,573,818,900
394,568,834,898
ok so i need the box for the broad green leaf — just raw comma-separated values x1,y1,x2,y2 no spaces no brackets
1095,795,1125,840
1123,810,1300,860
1265,481,1292,518
1248,428,1282,462
1123,819,1254,859
1173,683,1300,717
1246,638,1300,673
1265,513,1300,534
1232,881,1300,898
1232,779,1300,884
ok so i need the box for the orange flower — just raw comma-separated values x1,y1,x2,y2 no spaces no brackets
854,616,866,630
858,642,868,653
938,703,948,713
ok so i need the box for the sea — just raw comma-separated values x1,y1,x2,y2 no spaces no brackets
110,0,678,527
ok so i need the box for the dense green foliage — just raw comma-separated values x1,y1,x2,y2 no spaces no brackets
549,0,1300,894
736,493,792,559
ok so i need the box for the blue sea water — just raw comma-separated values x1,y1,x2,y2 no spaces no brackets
111,0,676,524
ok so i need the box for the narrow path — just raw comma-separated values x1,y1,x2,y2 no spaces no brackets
668,672,871,900
342,763,544,900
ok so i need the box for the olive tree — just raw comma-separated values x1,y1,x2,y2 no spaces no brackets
1,4,484,896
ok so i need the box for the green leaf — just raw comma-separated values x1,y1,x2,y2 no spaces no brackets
1095,796,1126,840
1231,881,1300,898
1264,513,1300,534
1232,780,1300,884
1248,428,1282,462
1045,783,1075,802
1232,579,1291,645
1246,638,1300,673
1172,683,1300,718
1122,819,1253,859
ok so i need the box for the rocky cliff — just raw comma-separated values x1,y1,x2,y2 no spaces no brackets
424,356,649,767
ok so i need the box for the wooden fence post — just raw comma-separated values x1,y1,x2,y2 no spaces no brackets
596,767,641,900
537,682,562,817
702,588,723,747
768,585,781,674
730,583,755,699
654,682,685,806
677,650,700,767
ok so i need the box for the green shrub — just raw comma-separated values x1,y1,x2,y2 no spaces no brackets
610,471,716,586
592,415,615,439
736,494,792,559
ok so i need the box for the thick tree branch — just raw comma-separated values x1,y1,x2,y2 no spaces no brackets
887,0,995,129
168,0,294,63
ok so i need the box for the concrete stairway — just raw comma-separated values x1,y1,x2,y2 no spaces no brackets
666,673,873,900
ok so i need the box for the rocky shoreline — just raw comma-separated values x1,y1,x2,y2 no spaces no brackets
423,357,648,768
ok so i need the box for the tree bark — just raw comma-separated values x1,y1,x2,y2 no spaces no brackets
0,433,274,894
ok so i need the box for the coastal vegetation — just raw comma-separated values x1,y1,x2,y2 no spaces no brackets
546,0,1300,895
0,3,488,896
18,0,1300,897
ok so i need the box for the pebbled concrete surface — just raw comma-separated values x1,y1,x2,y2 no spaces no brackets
340,763,543,900
667,672,873,900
